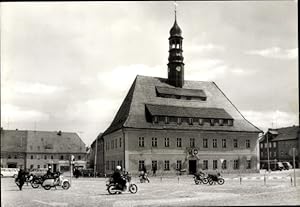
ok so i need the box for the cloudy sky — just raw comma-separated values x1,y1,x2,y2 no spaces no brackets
1,1,298,146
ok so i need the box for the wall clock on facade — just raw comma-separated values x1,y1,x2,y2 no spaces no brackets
176,66,181,72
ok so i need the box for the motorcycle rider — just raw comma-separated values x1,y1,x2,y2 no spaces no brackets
111,166,126,190
194,169,205,180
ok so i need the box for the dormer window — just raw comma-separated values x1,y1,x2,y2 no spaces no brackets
188,118,193,125
153,116,158,123
165,117,169,124
199,118,204,125
177,117,182,125
210,119,215,126
219,119,224,126
228,119,233,126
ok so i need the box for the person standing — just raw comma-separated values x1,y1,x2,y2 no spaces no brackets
152,165,157,177
16,166,26,191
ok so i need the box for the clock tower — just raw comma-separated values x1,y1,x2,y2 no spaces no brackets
167,10,184,88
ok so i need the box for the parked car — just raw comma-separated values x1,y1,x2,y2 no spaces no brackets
29,168,48,176
80,169,95,177
270,162,284,171
282,162,293,170
1,168,19,178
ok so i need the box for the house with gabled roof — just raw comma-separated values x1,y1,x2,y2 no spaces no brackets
101,12,261,175
259,126,300,169
1,129,87,172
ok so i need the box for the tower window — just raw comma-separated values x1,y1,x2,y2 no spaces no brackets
139,137,145,147
213,139,217,148
190,138,195,147
165,138,170,147
152,137,157,147
203,139,208,148
177,138,182,147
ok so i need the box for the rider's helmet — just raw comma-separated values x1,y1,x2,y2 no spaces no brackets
48,166,52,169
116,166,121,171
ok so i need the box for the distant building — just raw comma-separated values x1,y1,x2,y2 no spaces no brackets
260,126,300,169
1,129,87,172
100,13,261,175
89,133,104,174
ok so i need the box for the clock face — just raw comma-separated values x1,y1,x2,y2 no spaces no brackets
176,66,181,72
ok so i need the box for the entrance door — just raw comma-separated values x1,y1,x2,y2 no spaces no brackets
53,164,57,172
189,160,197,174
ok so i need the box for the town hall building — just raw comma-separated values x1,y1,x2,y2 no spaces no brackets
100,13,262,175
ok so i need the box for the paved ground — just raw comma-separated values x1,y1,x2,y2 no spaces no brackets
1,170,300,207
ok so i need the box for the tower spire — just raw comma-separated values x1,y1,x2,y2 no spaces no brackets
174,1,177,21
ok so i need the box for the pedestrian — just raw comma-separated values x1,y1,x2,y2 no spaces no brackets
16,166,26,191
152,165,157,176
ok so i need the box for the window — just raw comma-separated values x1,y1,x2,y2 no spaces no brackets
44,155,47,160
246,160,251,169
138,160,145,171
228,119,233,126
188,118,193,125
153,116,158,123
269,142,272,148
112,161,115,170
203,139,208,148
111,140,114,149
246,140,250,148
30,164,34,169
190,138,195,147
260,143,264,149
44,165,46,168
233,139,238,148
274,151,277,157
199,118,204,125
177,138,182,147
152,160,157,171
14,155,17,159
210,119,215,126
31,155,33,159
260,151,263,157
213,160,218,169
213,139,217,148
115,139,117,149
264,143,267,148
8,155,11,159
222,139,226,148
51,155,53,160
203,160,208,170
219,119,224,126
177,117,182,125
234,160,239,169
165,138,170,147
164,160,170,171
106,161,109,170
273,142,276,148
60,155,64,160
78,155,81,160
139,137,144,147
119,138,122,148
37,165,40,169
222,160,227,169
165,117,169,124
152,137,157,147
176,160,182,170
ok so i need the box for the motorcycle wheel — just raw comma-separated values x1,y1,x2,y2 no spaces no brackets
217,178,225,185
208,178,214,185
43,185,51,190
129,184,138,194
31,181,40,188
107,185,117,195
194,180,200,185
62,181,70,190
202,178,209,184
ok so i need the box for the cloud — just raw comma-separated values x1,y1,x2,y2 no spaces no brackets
12,82,66,95
246,47,298,59
1,104,50,123
186,43,225,53
97,64,165,91
241,110,298,132
230,68,257,76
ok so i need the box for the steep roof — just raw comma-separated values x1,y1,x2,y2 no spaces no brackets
272,126,299,141
26,130,86,153
103,75,261,134
146,104,232,119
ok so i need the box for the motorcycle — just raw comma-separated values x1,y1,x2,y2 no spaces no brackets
139,172,150,183
207,173,225,185
106,172,138,194
193,172,209,185
42,172,70,190
30,174,47,188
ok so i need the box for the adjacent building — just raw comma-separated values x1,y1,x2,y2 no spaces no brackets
260,126,300,169
100,14,262,175
89,133,104,174
1,129,87,172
